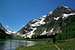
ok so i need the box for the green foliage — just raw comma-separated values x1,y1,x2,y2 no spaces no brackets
56,16,75,40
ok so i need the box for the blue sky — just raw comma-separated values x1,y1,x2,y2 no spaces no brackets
0,0,75,32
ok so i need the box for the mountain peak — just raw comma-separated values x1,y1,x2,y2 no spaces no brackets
17,5,75,38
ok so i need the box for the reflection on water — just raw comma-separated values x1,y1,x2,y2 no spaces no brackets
0,40,36,50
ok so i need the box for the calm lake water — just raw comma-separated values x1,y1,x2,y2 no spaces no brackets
0,40,36,50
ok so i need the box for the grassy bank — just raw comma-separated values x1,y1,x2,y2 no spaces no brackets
16,38,75,50
16,41,57,50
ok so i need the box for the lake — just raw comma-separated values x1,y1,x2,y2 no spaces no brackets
0,40,36,50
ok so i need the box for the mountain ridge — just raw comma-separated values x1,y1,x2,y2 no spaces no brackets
17,5,75,39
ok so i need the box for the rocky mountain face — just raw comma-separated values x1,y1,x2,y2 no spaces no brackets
0,23,12,39
17,5,75,39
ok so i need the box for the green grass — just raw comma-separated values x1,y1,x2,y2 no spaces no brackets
16,41,57,50
57,39,75,50
16,38,75,50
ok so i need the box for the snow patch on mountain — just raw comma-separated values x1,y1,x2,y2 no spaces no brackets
62,13,75,18
40,30,47,35
54,17,60,20
26,28,37,38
